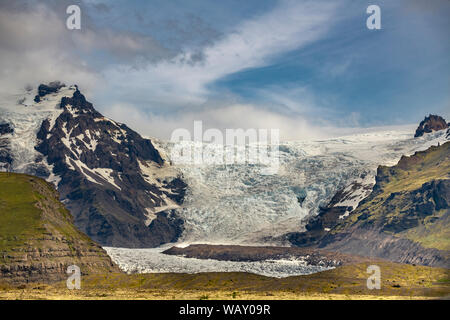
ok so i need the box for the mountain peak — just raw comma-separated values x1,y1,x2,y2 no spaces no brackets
32,83,185,247
1,82,186,248
414,114,448,138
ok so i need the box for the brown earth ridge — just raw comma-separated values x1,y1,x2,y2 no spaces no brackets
163,244,378,267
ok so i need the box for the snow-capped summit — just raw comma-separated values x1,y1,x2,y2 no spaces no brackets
0,83,186,247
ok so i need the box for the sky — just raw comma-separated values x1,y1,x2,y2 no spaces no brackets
0,0,449,140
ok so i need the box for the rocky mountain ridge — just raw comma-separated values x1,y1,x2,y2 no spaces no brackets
287,141,450,267
0,83,187,247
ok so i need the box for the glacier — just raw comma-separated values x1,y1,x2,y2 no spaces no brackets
104,128,446,278
2,88,448,277
158,128,448,245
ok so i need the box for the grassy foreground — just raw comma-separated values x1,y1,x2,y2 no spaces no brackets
1,261,448,300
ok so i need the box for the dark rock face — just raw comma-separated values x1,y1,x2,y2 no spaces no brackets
286,178,372,247
34,86,187,247
414,115,448,137
34,81,66,102
147,210,185,246
286,206,349,247
288,142,450,268
378,180,449,233
0,123,13,169
0,123,13,135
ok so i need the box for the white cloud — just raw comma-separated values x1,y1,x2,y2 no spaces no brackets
105,102,340,141
0,0,362,142
103,0,339,110
0,1,167,96
96,1,348,141
104,101,415,142
0,4,98,95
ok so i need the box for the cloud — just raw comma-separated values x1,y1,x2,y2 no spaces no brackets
102,0,340,112
104,100,411,142
0,0,169,95
105,102,334,141
4,0,403,142
0,3,97,95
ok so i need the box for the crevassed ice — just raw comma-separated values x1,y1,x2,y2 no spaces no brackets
105,128,447,276
159,129,448,245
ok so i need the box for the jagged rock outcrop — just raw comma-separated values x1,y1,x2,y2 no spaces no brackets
286,206,348,247
414,114,448,138
0,123,13,170
34,81,66,103
286,176,373,247
0,173,120,284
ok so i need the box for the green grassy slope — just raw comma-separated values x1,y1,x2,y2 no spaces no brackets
0,173,43,252
0,172,119,283
336,142,450,251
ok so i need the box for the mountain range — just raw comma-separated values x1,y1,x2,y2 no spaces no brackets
0,82,449,273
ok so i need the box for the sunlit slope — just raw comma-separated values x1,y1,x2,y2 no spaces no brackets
0,173,119,283
321,142,450,265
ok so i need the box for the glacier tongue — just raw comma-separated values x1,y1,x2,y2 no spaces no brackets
161,129,448,245
104,246,332,278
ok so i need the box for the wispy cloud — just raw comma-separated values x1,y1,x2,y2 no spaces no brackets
0,0,168,95
102,0,340,111
2,0,445,141
106,102,334,141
